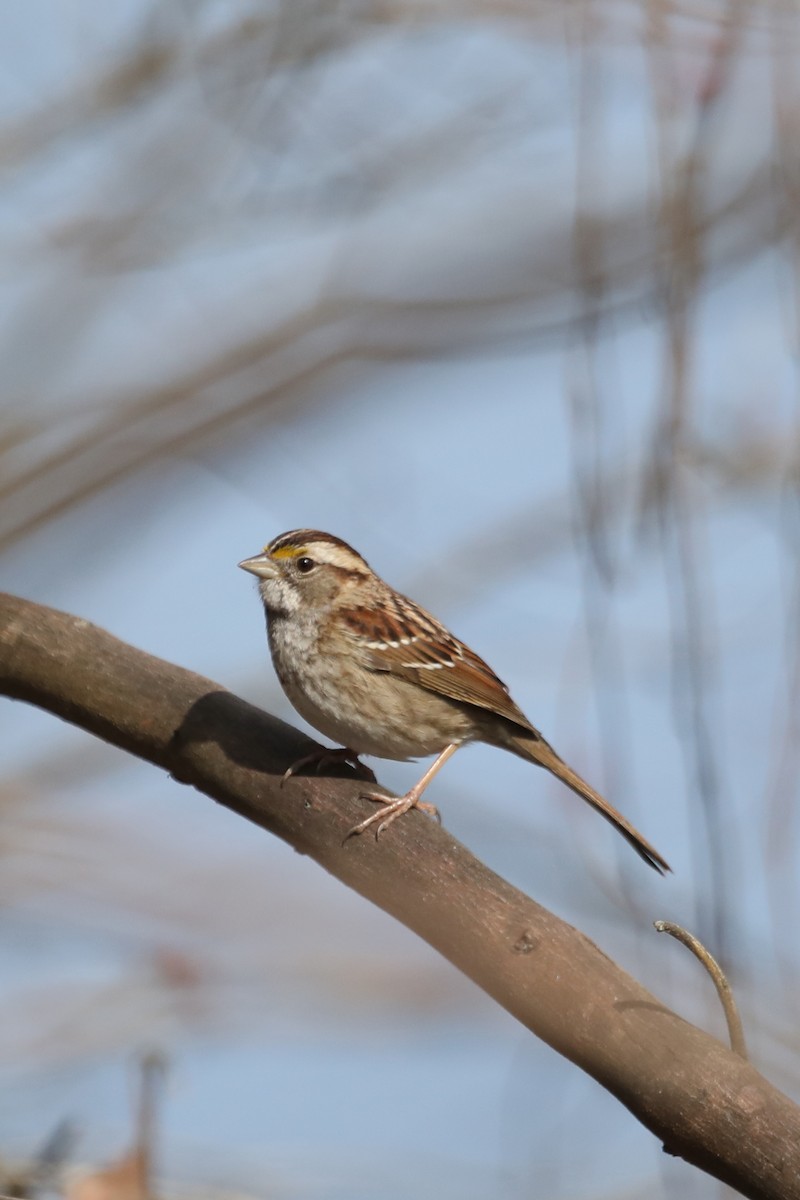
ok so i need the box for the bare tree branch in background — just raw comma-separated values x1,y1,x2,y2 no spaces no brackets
1,593,799,1200
643,0,753,967
1,5,794,557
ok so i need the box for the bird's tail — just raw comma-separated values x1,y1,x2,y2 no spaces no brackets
506,731,670,874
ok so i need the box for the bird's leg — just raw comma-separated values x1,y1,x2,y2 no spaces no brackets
281,746,376,788
345,743,461,840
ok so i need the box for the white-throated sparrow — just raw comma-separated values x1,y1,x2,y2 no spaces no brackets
239,529,669,873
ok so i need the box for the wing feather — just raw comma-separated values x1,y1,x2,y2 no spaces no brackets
340,595,535,733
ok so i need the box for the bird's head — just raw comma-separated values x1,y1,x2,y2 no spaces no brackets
238,529,374,617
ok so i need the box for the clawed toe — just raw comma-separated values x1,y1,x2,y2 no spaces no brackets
344,789,440,842
345,795,412,840
353,761,377,784
281,747,375,788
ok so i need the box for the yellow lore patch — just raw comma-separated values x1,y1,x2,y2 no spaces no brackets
270,545,305,560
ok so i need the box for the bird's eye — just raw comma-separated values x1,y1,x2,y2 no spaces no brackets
296,556,315,574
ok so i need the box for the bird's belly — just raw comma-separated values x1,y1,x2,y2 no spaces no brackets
276,652,472,761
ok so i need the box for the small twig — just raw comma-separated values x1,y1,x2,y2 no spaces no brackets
655,920,747,1059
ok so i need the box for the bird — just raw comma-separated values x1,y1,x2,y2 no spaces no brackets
238,529,670,873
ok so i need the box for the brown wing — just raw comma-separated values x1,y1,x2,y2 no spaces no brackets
340,593,535,733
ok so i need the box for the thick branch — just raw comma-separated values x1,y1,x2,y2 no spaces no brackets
1,593,799,1200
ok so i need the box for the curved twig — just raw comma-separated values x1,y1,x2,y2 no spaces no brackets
654,920,747,1059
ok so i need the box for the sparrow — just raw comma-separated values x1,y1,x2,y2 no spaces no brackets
239,529,669,873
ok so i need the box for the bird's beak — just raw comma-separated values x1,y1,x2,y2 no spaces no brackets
238,552,277,579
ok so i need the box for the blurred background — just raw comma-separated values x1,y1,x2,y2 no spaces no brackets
1,0,799,1196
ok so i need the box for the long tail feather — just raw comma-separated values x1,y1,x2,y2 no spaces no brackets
508,733,671,874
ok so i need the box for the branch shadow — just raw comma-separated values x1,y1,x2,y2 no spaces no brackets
171,689,372,784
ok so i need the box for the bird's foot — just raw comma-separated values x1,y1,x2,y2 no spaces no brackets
345,787,441,841
281,747,376,788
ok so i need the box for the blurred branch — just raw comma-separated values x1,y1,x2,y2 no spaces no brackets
654,920,748,1059
0,594,799,1199
644,0,749,964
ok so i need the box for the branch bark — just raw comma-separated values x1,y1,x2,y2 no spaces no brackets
1,593,799,1199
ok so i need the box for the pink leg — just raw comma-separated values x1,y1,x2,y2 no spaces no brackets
345,743,461,841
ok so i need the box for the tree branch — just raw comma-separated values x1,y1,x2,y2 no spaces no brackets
1,593,798,1199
